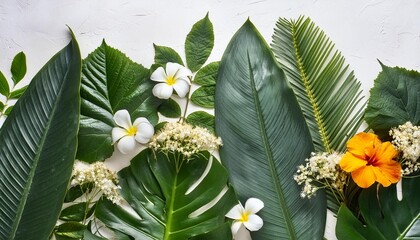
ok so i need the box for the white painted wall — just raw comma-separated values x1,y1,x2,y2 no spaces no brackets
1,0,419,239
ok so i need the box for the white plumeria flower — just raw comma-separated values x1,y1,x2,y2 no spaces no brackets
112,109,154,154
226,198,264,238
150,62,193,99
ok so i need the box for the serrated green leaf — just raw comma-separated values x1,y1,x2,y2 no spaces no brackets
194,62,219,86
55,222,86,239
59,202,88,222
11,51,26,84
191,86,215,108
215,19,325,239
9,85,28,99
186,111,215,133
365,64,420,139
77,40,162,162
0,71,10,96
0,35,81,239
185,14,214,72
153,44,184,66
157,98,181,118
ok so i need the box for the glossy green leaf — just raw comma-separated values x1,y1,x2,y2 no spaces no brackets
189,223,232,240
4,106,13,115
9,86,28,99
77,40,161,162
215,20,326,239
0,102,4,112
83,229,107,240
194,62,219,86
365,64,420,139
0,35,81,239
55,222,86,239
186,111,215,133
157,98,181,118
96,149,237,239
154,44,184,66
64,183,93,203
191,86,215,108
11,51,26,84
59,202,88,222
0,71,9,96
185,14,214,72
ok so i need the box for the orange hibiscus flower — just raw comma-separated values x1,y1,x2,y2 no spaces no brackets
339,132,401,188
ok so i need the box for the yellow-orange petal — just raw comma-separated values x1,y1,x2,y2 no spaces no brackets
351,166,376,188
377,141,399,162
376,160,402,185
339,152,367,172
372,166,392,187
347,132,379,158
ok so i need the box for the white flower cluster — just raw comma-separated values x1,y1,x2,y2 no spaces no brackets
72,161,122,204
390,122,420,175
294,152,347,199
149,122,222,158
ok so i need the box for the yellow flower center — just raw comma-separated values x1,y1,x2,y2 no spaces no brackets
166,75,176,86
240,211,250,222
126,126,137,136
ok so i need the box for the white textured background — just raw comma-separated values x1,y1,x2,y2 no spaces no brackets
1,0,420,239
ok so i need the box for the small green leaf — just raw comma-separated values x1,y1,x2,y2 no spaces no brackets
0,102,4,112
59,202,88,222
185,13,214,72
186,111,215,133
153,44,184,66
0,71,10,96
4,105,13,115
157,98,181,118
55,222,86,239
11,52,27,84
9,85,28,99
191,86,215,108
194,62,219,86
154,121,167,132
64,183,93,203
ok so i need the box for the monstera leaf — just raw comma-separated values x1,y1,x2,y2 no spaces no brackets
95,149,237,239
215,20,326,239
0,34,81,239
336,177,420,239
77,41,161,162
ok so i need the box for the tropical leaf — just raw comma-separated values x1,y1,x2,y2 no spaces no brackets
186,111,215,133
364,64,420,139
191,86,215,108
95,149,237,240
271,16,365,153
336,177,420,239
194,61,219,86
77,40,161,162
157,98,181,118
0,34,81,239
215,19,326,239
153,44,184,66
11,51,27,84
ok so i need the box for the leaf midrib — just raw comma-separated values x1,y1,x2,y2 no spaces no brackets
247,52,297,239
163,174,177,240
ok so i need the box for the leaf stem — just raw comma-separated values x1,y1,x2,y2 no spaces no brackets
180,76,193,122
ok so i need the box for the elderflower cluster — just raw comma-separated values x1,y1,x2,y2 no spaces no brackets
149,122,222,158
390,122,420,175
294,152,347,199
72,161,122,204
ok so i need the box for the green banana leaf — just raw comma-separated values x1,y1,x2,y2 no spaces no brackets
95,149,236,240
0,33,81,239
336,177,420,239
215,19,326,239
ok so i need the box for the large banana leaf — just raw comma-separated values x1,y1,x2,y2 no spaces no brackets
271,16,365,153
95,149,236,239
0,34,81,239
215,20,325,239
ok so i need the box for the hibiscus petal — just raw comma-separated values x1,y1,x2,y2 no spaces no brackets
150,66,167,82
112,127,127,143
173,79,190,98
153,83,173,99
113,109,132,129
339,152,367,172
243,214,263,231
117,136,137,154
378,142,399,161
376,160,402,185
347,132,378,158
351,166,376,188
231,221,243,236
372,166,392,187
244,198,264,214
225,203,244,220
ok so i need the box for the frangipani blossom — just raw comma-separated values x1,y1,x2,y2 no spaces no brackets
112,110,154,154
226,198,264,238
150,62,192,99
339,132,401,188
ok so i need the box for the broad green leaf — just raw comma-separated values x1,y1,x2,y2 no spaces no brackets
194,62,219,86
83,230,107,240
272,16,365,154
191,86,215,108
55,222,86,239
336,177,420,239
9,86,28,99
365,64,420,139
215,20,326,239
157,98,181,118
185,14,214,72
77,40,161,162
153,44,184,66
186,111,215,133
0,36,81,239
189,223,232,240
96,149,237,239
59,202,88,222
11,51,26,84
0,71,10,96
